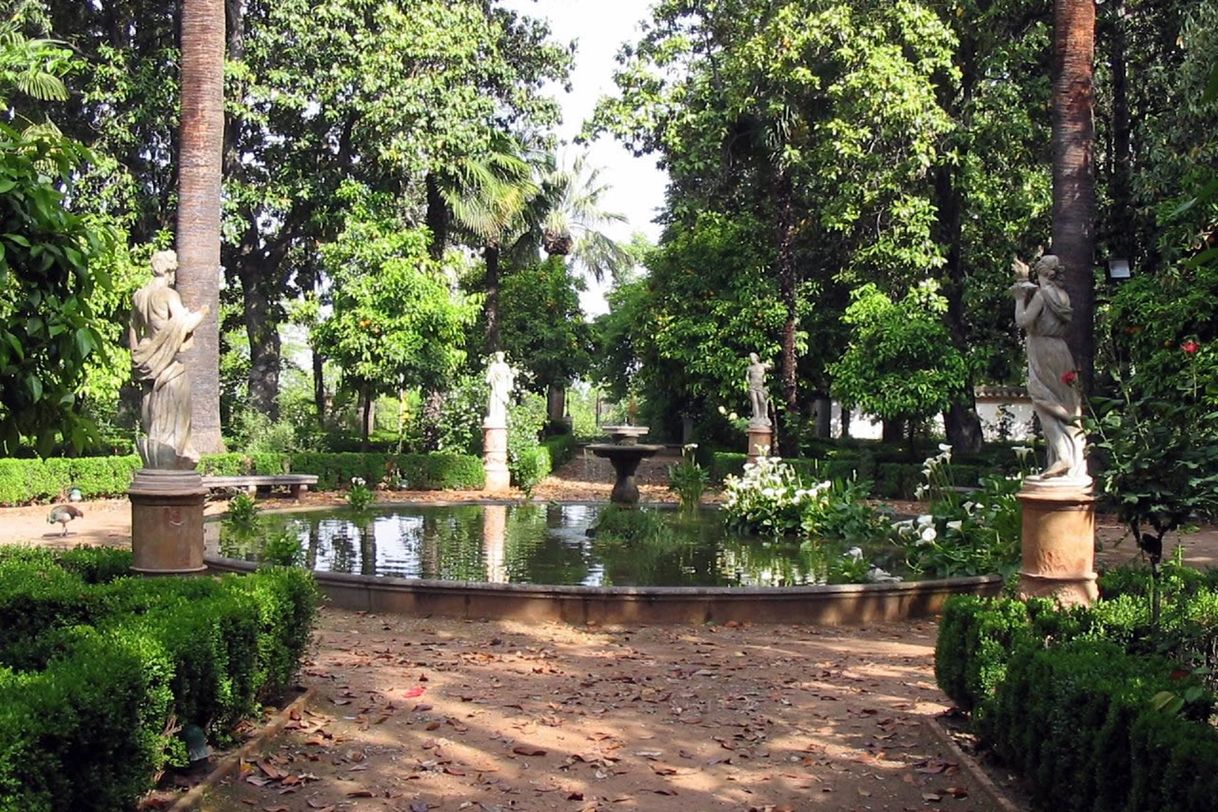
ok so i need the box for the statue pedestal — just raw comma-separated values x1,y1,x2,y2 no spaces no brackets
746,424,773,464
1017,477,1097,607
128,469,207,575
483,424,511,494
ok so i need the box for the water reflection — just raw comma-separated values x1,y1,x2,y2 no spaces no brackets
213,504,907,588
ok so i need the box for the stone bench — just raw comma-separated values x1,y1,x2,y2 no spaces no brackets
202,474,319,499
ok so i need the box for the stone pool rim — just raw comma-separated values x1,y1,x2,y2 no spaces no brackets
204,500,1003,624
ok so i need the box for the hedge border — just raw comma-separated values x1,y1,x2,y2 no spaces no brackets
0,548,318,812
0,451,486,505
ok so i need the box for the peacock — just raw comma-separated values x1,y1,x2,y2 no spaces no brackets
47,505,84,536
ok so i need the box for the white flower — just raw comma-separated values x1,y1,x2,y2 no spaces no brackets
917,514,934,527
718,405,727,415
867,566,902,583
963,501,976,513
683,443,699,452
920,526,938,544
946,520,963,532
914,484,927,500
762,488,777,498
1012,445,1031,459
728,411,739,421
351,477,366,487
938,443,953,453
846,546,864,561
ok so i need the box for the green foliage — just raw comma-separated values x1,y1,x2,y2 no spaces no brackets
0,37,113,453
936,577,1218,812
590,505,666,542
0,553,318,811
314,220,478,416
894,448,1024,580
496,256,592,391
507,390,547,493
667,447,708,511
830,281,968,428
345,478,375,511
225,492,259,529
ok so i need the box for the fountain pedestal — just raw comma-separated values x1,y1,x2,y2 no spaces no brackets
1017,477,1097,606
483,423,510,494
129,468,207,574
590,444,663,505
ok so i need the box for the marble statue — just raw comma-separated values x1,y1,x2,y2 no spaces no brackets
485,351,514,427
1012,254,1087,480
129,250,207,470
746,352,773,428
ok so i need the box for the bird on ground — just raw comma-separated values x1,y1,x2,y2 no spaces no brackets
47,505,84,536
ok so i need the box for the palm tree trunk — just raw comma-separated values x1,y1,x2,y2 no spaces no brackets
176,0,226,453
1052,0,1097,394
775,169,799,458
484,243,502,354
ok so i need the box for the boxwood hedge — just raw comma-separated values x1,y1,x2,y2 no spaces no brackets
0,548,318,812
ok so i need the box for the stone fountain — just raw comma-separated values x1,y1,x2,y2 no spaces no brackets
589,425,663,505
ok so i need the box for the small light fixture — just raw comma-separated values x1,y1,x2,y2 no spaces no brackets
1107,258,1132,281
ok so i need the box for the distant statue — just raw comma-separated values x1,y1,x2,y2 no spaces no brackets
485,351,514,427
129,250,208,470
746,352,773,428
1012,254,1087,479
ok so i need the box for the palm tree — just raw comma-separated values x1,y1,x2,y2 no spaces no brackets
435,133,538,354
1051,0,1096,393
176,0,226,453
531,152,634,286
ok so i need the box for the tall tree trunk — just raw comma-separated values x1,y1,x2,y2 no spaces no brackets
312,346,326,425
426,173,449,261
176,0,226,454
361,384,372,452
1052,0,1097,394
775,169,799,458
1107,0,1133,265
933,38,985,453
484,243,502,354
241,268,281,420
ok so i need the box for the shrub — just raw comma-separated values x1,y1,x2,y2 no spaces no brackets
0,553,318,811
55,546,133,584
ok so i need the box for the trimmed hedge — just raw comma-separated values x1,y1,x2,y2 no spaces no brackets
0,549,318,812
936,590,1218,812
512,434,579,493
0,450,486,504
709,451,989,499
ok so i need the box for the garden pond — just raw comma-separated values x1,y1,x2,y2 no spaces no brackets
209,503,913,588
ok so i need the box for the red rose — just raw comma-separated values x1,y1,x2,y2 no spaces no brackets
1060,370,1078,386
1182,340,1200,355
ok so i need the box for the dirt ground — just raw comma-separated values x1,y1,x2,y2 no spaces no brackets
198,611,998,812
4,450,1217,811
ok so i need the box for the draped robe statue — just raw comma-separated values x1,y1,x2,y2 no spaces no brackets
129,250,207,469
485,351,513,427
1013,255,1087,480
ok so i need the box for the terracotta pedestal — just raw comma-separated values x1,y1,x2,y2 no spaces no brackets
746,424,773,464
129,469,207,575
1017,478,1098,606
483,424,510,494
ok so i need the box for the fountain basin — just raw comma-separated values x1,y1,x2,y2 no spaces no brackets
599,425,651,445
588,443,663,504
203,502,1003,624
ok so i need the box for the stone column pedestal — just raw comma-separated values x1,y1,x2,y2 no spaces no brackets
746,424,774,464
128,468,207,575
483,424,511,494
1017,478,1098,606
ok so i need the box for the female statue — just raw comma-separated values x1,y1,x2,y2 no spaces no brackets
485,351,514,427
129,250,207,469
1012,254,1087,480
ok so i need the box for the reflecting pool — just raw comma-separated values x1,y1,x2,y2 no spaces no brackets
211,503,910,588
